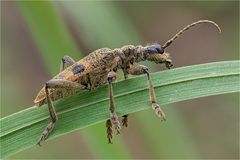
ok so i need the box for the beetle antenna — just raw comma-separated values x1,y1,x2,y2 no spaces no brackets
162,20,221,49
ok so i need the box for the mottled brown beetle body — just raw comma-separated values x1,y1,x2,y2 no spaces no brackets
34,45,171,106
34,20,221,145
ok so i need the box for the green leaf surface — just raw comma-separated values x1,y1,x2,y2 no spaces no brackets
1,61,239,158
18,1,81,75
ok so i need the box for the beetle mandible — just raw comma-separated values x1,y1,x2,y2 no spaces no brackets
34,20,221,145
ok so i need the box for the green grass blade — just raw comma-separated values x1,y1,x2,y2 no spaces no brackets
1,60,239,158
18,1,81,75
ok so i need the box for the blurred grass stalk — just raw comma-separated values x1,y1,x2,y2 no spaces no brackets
16,0,201,158
18,1,80,75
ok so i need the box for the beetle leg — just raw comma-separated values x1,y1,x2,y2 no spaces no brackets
37,86,57,146
122,67,129,79
37,79,85,146
121,68,129,127
60,55,76,72
106,119,113,144
106,71,121,143
126,64,166,121
122,114,128,127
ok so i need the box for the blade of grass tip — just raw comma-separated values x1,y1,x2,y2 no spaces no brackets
62,1,199,157
18,1,81,75
1,61,239,158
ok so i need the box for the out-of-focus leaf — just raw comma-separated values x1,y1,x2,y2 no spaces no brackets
18,1,81,74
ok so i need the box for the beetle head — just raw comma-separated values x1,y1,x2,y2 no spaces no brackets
145,48,173,69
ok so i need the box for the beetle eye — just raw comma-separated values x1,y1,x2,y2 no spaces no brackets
157,48,164,54
145,44,164,55
156,45,164,54
72,64,85,74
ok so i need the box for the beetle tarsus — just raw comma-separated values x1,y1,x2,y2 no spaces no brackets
110,112,121,134
122,115,128,127
106,119,113,144
152,103,166,121
37,121,56,146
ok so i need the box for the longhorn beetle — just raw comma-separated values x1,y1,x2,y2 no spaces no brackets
34,20,221,145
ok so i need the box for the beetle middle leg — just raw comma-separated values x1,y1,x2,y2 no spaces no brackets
60,55,76,71
121,68,129,127
126,64,166,121
106,71,121,143
37,79,85,146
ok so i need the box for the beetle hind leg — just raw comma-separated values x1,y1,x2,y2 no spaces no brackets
37,79,85,146
106,120,113,144
37,85,58,146
121,70,129,127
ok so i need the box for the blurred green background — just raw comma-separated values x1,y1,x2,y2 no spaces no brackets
1,1,239,159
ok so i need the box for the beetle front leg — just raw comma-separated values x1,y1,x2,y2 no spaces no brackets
37,79,85,146
106,71,121,143
127,64,166,121
60,55,76,72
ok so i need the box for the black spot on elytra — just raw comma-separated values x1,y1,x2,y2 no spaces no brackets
72,64,85,75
